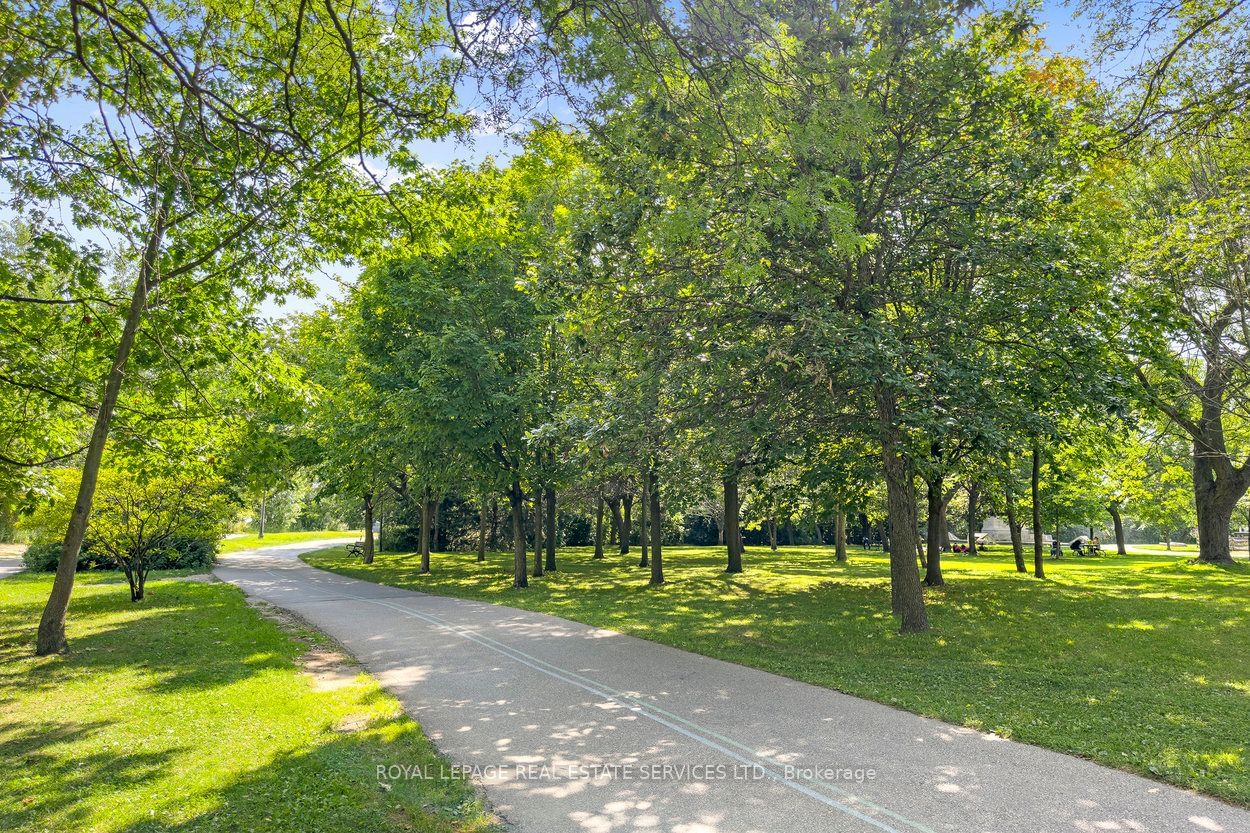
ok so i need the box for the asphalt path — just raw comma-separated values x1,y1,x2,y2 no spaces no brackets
215,541,1250,833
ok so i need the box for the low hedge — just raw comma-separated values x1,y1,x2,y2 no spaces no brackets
21,536,217,572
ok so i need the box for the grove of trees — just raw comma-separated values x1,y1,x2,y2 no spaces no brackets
3,0,1248,647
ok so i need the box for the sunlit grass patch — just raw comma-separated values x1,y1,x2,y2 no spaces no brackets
217,530,358,555
0,571,497,833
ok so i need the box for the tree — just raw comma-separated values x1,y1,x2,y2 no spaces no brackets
89,469,231,601
5,0,461,654
1120,116,1250,563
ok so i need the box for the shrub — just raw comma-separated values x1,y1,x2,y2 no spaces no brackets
20,541,112,572
21,541,62,572
148,536,217,570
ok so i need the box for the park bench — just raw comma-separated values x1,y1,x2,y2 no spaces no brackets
346,541,364,558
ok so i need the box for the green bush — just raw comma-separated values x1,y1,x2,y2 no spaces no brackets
149,536,217,570
21,542,62,572
20,541,110,572
21,536,217,572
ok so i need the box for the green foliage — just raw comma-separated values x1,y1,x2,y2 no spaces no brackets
19,542,65,572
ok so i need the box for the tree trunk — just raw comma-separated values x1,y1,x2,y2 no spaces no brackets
835,511,847,562
723,472,742,573
532,489,544,578
477,493,488,562
649,469,664,585
489,499,499,550
258,493,266,539
607,495,622,547
1192,444,1241,564
36,189,173,655
363,492,375,564
924,476,945,586
510,478,527,588
620,494,633,554
639,470,650,568
966,481,980,556
419,489,431,574
1108,503,1127,555
544,486,557,571
1165,533,1172,551
769,516,778,551
876,388,929,633
1032,440,1045,579
1005,485,1026,572
432,498,441,552
787,519,795,546
593,494,605,559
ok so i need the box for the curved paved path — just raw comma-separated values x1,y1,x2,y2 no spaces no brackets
0,544,25,578
215,542,1250,833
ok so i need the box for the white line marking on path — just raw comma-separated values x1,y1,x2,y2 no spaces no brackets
257,568,936,833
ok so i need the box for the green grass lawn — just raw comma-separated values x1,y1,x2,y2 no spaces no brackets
1126,542,1201,554
305,542,1250,806
0,571,497,833
217,529,358,554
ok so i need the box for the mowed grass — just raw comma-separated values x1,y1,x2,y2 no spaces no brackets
0,571,496,833
217,529,358,554
305,542,1250,805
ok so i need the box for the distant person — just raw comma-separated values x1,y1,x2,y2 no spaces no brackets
1090,536,1101,554
1051,539,1061,559
862,533,871,550
1071,538,1085,556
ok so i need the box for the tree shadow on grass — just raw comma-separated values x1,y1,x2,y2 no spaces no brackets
104,717,493,833
0,578,297,706
0,718,182,832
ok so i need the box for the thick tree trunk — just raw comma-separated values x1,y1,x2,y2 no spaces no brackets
1108,503,1127,555
876,388,929,633
1032,441,1045,579
620,494,633,554
1192,445,1241,564
544,486,557,571
924,476,945,586
532,490,544,578
1194,490,1236,564
835,511,847,562
477,493,488,562
649,469,664,585
723,472,742,573
419,489,431,574
966,481,980,556
769,516,778,551
593,495,605,559
510,479,527,588
36,190,172,655
639,470,650,568
1005,485,1026,572
1165,533,1172,551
